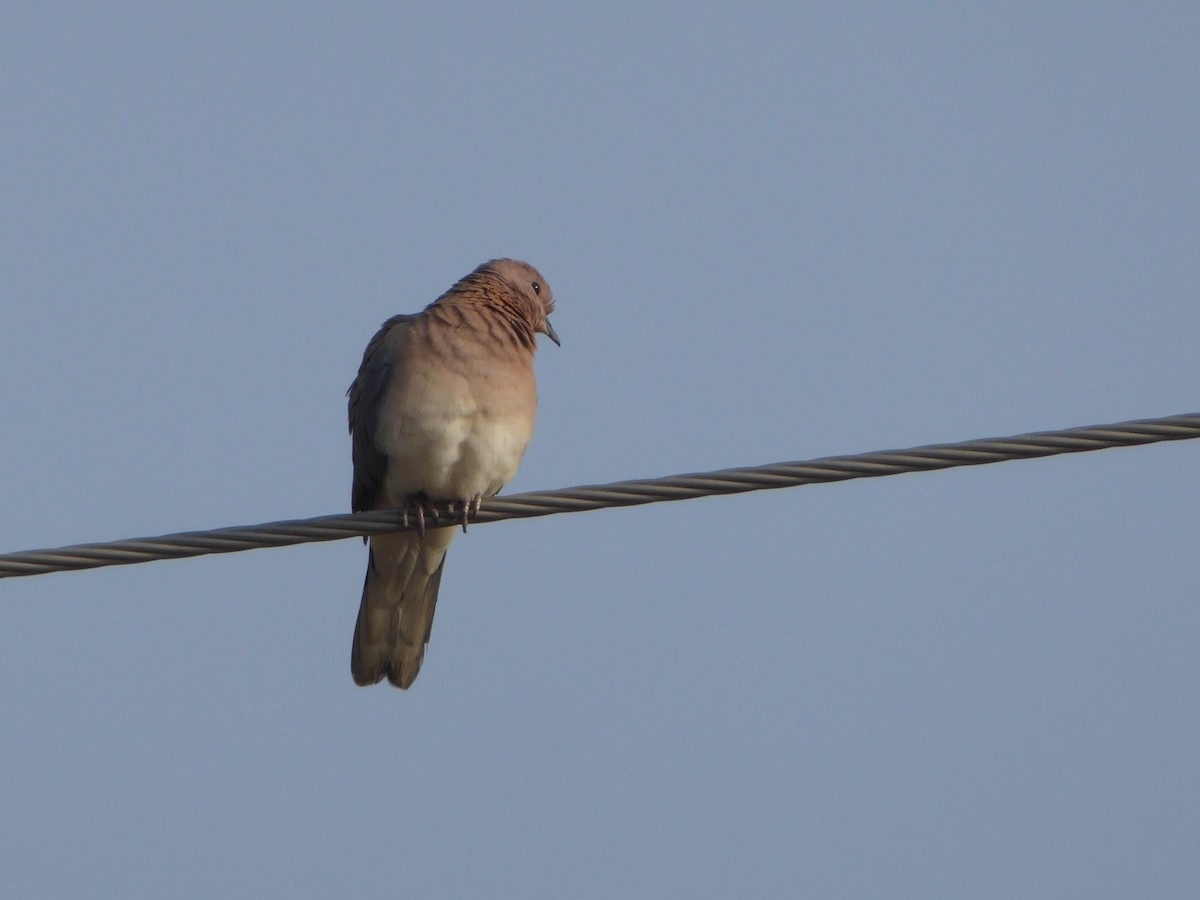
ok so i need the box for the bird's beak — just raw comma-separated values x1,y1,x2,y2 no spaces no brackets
542,319,561,347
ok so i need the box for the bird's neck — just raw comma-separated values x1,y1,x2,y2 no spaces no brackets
431,296,537,355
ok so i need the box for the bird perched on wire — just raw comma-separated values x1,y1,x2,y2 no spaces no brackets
347,259,560,689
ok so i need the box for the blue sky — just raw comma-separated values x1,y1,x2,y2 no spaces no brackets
3,4,1198,897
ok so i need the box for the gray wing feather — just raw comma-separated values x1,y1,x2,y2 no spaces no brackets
348,314,412,514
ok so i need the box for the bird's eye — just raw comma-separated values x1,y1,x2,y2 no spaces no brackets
531,281,541,295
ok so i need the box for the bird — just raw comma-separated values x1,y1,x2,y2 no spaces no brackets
347,259,559,689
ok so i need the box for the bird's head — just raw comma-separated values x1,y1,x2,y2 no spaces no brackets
480,258,560,347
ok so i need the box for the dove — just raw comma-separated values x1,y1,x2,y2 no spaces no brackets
347,259,559,688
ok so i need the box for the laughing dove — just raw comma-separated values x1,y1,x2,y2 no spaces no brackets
347,259,559,688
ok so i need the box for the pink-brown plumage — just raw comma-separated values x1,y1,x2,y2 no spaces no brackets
347,259,558,688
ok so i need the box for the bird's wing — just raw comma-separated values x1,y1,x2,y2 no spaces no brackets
347,314,412,514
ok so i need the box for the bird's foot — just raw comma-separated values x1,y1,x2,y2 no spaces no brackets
401,494,478,538
400,495,435,539
461,494,483,533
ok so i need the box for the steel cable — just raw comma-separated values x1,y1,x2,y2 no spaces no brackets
2,411,1197,579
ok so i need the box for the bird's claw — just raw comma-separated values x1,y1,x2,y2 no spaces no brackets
440,495,484,533
457,494,483,533
405,495,481,537
400,498,428,538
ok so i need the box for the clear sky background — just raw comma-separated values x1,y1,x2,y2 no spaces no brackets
3,4,1198,897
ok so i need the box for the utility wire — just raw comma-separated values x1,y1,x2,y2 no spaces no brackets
3,411,1198,580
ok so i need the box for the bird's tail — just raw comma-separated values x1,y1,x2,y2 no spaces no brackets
351,529,455,689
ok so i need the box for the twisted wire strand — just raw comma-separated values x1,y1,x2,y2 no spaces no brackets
3,411,1197,579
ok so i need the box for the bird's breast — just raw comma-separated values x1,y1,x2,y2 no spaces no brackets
377,344,537,504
